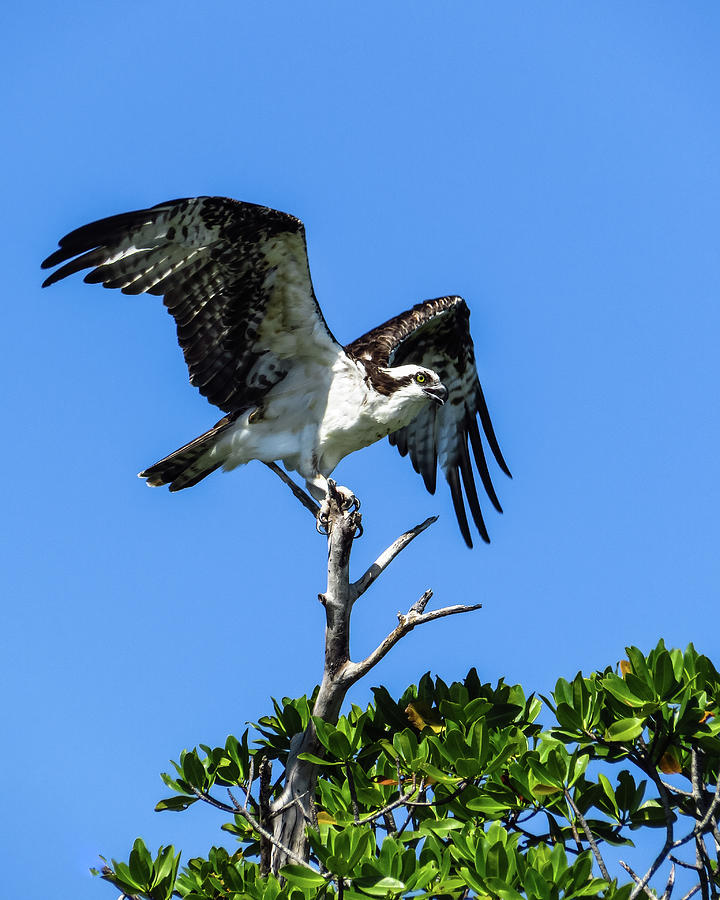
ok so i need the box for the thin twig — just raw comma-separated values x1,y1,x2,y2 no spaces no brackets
345,600,482,684
396,808,414,839
564,788,611,881
350,516,438,601
567,815,583,854
269,788,312,818
189,786,322,875
692,750,703,807
628,765,678,898
264,462,320,516
244,755,255,810
382,810,398,837
671,857,702,872
664,782,694,798
670,777,720,852
679,886,702,900
345,762,360,823
663,862,676,900
354,777,425,827
696,836,709,900
404,779,471,809
620,861,659,899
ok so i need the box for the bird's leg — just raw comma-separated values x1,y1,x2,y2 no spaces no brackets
306,475,361,535
306,474,334,534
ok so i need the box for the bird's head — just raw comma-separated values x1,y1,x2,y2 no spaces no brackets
380,365,449,406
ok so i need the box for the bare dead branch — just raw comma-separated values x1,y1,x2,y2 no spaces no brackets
382,809,398,836
564,788,611,882
697,774,720,837
621,861,660,899
692,750,703,805
404,779,472,809
664,781,694,798
663,862,676,900
270,489,357,872
264,462,320,516
679,886,702,900
696,836,709,900
259,756,272,876
345,762,360,823
671,856,702,872
345,600,482,684
189,786,322,875
266,486,476,875
354,776,426,827
351,516,438,601
227,788,242,811
671,777,720,852
628,763,679,899
244,755,255,810
269,788,313,818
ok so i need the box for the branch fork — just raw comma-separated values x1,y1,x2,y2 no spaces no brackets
262,468,483,873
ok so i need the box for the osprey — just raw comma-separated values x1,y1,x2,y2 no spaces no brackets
42,196,510,546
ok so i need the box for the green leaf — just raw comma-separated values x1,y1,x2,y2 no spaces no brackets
623,672,655,702
555,702,584,731
128,838,152,887
602,673,648,708
597,773,619,817
182,751,206,789
652,650,676,697
111,861,141,892
417,818,464,836
458,865,488,894
296,752,341,766
605,717,644,742
154,795,197,812
625,647,652,687
328,730,353,760
279,864,327,888
353,875,406,896
483,876,525,900
630,800,676,829
152,845,178,886
467,795,514,817
523,866,552,900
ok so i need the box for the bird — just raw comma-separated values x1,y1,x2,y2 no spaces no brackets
41,196,510,546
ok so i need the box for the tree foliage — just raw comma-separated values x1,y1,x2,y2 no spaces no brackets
96,640,720,900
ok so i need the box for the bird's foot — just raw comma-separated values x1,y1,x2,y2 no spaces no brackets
316,481,362,536
316,501,332,535
334,482,361,513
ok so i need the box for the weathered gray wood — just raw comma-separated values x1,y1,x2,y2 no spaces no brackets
270,482,358,871
263,473,482,875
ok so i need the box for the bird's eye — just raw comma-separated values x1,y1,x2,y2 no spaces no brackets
414,372,426,384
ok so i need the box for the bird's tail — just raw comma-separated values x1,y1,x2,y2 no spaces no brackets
139,413,239,491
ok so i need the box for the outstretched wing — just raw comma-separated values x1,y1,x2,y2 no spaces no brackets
42,196,341,412
347,296,511,547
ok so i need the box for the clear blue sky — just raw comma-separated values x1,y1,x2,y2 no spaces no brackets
3,4,719,898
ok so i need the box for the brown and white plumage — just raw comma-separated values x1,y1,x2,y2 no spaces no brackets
347,297,511,546
42,196,510,546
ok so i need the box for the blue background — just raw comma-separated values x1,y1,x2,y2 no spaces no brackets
3,3,719,898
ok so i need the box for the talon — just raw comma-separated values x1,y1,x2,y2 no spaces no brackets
333,484,360,512
316,499,332,535
316,514,331,536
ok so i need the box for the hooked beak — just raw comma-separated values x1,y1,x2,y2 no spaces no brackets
423,383,449,405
